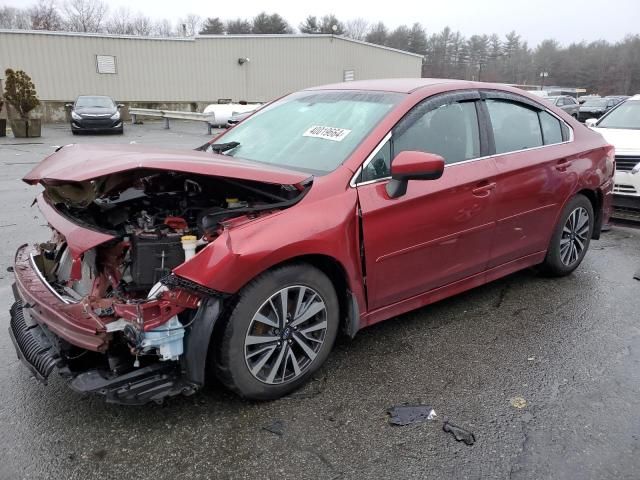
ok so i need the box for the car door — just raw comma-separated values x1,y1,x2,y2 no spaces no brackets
480,91,575,268
355,91,499,310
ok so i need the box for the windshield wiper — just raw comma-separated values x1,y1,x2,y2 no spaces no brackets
194,141,240,153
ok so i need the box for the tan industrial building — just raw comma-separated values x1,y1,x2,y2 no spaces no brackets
0,30,422,121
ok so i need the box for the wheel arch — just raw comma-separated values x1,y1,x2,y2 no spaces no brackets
577,187,603,239
242,254,361,340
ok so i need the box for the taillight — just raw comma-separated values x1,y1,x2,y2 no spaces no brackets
606,145,615,176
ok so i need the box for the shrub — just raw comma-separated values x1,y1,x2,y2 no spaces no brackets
4,69,40,119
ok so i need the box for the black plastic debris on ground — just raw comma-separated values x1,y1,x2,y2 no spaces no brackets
633,268,640,281
387,404,437,426
443,420,476,445
263,420,286,436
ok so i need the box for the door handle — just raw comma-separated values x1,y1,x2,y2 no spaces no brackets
472,182,497,197
555,159,573,171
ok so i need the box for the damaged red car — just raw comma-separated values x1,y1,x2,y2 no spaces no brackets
9,79,614,404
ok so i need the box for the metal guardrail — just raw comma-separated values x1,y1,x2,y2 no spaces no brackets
129,108,216,134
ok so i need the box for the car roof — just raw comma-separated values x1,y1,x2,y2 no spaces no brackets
305,78,474,94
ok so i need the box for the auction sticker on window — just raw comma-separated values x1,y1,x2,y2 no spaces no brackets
303,125,352,142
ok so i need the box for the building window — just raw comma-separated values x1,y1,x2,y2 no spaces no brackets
343,69,355,82
96,55,117,74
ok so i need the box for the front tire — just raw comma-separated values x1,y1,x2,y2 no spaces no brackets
540,194,593,276
214,264,339,400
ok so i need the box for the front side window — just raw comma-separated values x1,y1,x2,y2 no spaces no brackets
394,101,480,165
486,100,543,153
361,140,392,182
359,98,481,183
220,90,403,174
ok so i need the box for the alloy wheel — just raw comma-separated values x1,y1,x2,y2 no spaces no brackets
560,206,590,266
244,285,328,385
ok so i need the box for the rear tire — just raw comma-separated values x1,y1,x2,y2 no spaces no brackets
540,194,593,276
214,263,339,400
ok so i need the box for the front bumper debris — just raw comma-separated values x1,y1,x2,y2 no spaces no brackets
69,363,195,406
8,299,61,383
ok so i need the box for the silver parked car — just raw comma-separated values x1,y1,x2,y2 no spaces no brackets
544,96,580,118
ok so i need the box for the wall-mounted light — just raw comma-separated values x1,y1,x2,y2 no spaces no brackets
238,57,250,65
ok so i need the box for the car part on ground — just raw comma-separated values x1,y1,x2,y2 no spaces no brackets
443,420,476,445
387,404,437,426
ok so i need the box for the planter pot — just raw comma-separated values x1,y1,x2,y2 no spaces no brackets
9,119,41,138
27,119,41,137
0,119,6,137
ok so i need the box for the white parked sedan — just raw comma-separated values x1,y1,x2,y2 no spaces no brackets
587,95,640,210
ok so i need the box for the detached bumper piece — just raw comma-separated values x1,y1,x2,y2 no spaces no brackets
69,363,197,406
9,301,61,383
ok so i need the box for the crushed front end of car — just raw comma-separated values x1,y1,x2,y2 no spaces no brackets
9,144,310,405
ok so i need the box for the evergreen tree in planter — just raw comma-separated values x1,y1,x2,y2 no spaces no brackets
4,69,41,138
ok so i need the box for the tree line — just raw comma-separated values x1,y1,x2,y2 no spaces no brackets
2,0,639,94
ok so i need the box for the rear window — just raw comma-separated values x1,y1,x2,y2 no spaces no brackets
486,100,543,154
538,111,563,145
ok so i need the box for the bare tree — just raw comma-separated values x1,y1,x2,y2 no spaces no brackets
29,0,63,30
153,18,173,37
105,6,132,34
131,14,152,36
63,0,108,32
177,14,202,36
0,7,31,29
344,18,369,41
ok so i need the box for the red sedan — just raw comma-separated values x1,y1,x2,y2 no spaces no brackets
9,79,614,404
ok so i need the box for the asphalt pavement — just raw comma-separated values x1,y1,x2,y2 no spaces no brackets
0,122,638,480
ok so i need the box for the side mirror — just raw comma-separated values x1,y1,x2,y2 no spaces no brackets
585,118,598,128
65,103,73,108
117,104,124,109
386,150,445,198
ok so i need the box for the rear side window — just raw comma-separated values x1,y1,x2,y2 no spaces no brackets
393,101,480,165
486,100,543,154
538,111,563,145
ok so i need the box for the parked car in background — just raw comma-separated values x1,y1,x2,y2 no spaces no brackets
544,96,580,118
587,94,640,211
605,95,630,106
578,95,600,104
578,97,619,122
10,79,614,405
66,95,124,134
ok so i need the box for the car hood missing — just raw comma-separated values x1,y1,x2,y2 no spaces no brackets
24,143,311,186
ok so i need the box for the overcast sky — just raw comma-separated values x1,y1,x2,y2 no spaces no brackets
6,0,640,46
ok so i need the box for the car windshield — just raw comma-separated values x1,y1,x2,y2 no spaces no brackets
545,97,559,103
597,101,640,129
583,98,607,107
76,96,114,108
219,90,404,174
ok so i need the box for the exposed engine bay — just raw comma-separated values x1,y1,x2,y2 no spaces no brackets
27,170,308,388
